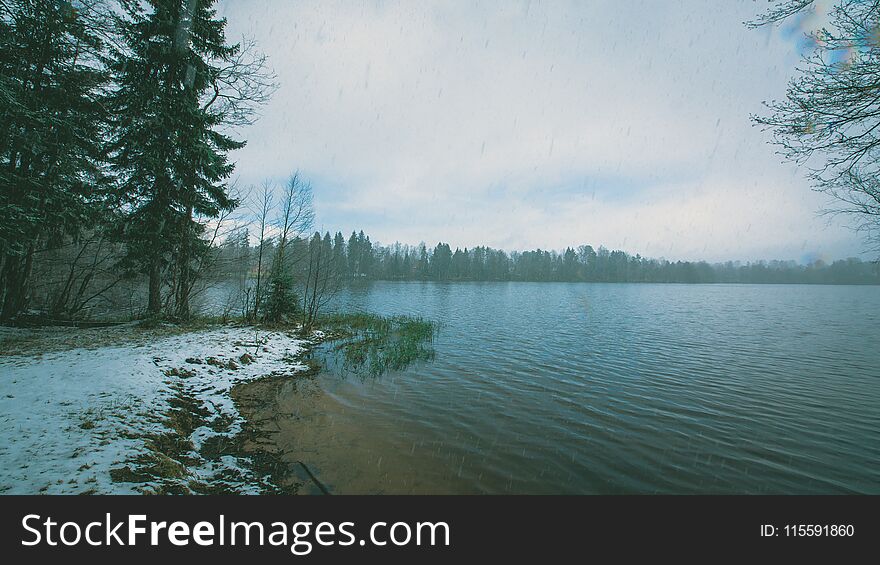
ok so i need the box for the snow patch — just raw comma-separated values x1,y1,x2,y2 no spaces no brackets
0,326,309,494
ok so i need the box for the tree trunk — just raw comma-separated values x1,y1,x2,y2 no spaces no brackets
253,241,264,322
146,196,169,316
0,258,23,323
175,206,193,320
147,259,162,315
0,246,34,323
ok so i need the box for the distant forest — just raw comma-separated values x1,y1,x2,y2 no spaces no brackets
215,229,880,285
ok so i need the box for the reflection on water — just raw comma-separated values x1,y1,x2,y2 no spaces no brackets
272,282,880,494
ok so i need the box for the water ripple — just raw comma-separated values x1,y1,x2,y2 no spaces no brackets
316,282,880,493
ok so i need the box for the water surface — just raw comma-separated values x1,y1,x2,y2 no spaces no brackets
277,282,880,493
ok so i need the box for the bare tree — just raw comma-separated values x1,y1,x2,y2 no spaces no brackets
746,0,816,28
201,36,278,127
250,180,274,321
751,0,880,252
301,232,342,332
263,172,314,322
28,232,128,320
274,172,315,273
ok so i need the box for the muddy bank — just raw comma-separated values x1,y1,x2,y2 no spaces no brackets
227,328,475,495
102,329,318,495
230,364,334,495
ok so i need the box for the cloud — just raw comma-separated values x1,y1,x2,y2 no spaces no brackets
218,0,866,262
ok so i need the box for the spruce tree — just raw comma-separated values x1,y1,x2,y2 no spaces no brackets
0,0,109,322
106,0,244,318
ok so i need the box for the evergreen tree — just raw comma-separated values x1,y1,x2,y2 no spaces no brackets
332,230,346,277
416,243,428,279
360,233,373,277
106,0,247,318
347,230,359,277
431,242,452,280
562,247,578,281
0,0,110,322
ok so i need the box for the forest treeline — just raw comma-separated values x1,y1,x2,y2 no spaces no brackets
215,229,880,285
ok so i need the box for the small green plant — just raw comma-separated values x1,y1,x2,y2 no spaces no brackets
319,312,437,377
262,275,301,323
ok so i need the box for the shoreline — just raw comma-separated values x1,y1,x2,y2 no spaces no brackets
229,367,332,495
1,313,436,494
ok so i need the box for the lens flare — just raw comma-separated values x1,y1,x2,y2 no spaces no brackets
778,1,865,71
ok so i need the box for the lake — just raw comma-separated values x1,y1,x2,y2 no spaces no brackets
268,282,880,494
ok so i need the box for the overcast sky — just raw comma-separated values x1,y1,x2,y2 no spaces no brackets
216,0,864,263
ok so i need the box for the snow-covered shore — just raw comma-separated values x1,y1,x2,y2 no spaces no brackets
0,326,309,494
